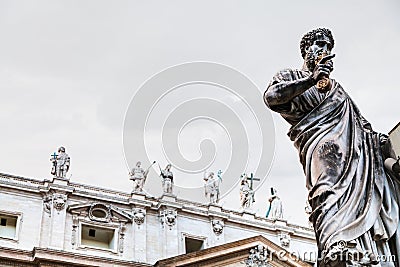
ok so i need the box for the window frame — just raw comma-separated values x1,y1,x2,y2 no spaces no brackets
0,210,22,242
78,221,119,253
181,232,207,254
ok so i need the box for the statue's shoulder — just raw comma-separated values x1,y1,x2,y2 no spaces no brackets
272,68,293,77
270,68,305,85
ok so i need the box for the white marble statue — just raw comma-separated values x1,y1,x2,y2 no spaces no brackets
239,174,254,209
160,164,173,194
129,161,148,193
203,171,221,204
266,187,283,219
50,146,70,179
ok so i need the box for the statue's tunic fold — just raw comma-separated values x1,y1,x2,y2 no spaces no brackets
267,69,400,265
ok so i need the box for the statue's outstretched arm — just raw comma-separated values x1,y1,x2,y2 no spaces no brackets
265,58,334,107
264,76,315,107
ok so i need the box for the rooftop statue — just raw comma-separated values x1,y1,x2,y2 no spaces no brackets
239,174,254,210
264,28,400,266
203,171,221,204
265,187,283,220
160,163,174,194
50,146,70,179
129,161,155,193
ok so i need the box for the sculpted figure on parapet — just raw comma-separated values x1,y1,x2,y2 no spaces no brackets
50,146,70,179
264,27,400,266
129,160,155,193
265,187,283,220
160,163,173,194
239,174,254,209
129,161,148,192
203,171,221,204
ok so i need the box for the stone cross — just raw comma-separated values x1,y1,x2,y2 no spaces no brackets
246,173,260,190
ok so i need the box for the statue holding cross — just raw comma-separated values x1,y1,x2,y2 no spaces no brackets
239,173,260,209
50,146,70,179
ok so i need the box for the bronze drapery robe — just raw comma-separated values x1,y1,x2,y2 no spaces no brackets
266,69,400,266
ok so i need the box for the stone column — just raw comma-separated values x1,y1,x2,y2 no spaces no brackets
49,191,68,248
132,207,147,262
208,205,227,248
210,218,225,247
46,178,73,249
39,193,52,247
159,207,179,258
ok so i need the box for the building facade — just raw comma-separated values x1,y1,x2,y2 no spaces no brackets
389,122,400,158
0,172,317,266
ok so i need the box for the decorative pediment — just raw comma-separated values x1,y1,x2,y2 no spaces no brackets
155,235,313,267
68,202,132,223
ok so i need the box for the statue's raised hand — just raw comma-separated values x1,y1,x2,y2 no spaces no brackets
311,54,335,84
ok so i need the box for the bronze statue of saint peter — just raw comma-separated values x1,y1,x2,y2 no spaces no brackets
264,28,400,266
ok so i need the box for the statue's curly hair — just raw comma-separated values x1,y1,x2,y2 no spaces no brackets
300,28,334,59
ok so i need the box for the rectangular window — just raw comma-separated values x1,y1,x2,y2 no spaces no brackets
185,237,204,253
0,214,18,240
81,224,116,251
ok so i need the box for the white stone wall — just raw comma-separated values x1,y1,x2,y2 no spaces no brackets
0,191,43,250
0,175,317,265
145,211,162,263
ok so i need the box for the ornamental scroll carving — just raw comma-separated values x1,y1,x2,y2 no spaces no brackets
211,219,224,236
133,208,146,226
244,245,271,267
160,208,177,229
53,193,67,211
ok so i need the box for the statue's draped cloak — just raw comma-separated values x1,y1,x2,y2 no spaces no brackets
268,69,400,265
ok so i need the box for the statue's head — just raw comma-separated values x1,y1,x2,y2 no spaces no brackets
300,28,334,70
58,146,66,153
136,161,141,167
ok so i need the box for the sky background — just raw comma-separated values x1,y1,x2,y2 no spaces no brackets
0,0,399,226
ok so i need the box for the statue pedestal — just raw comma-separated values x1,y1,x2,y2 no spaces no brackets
273,218,288,227
160,193,177,202
241,210,256,220
131,191,146,201
208,203,222,213
51,177,69,186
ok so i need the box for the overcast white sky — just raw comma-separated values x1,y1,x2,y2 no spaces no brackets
0,1,399,226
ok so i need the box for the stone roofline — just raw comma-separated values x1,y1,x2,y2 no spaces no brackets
0,172,315,241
